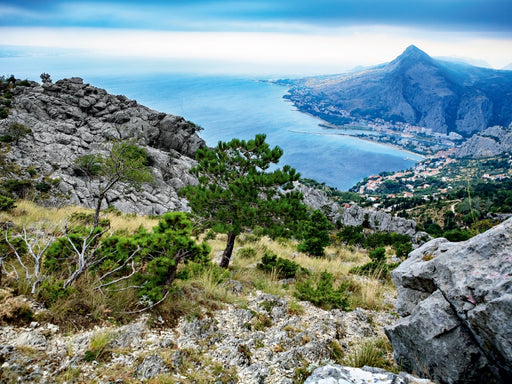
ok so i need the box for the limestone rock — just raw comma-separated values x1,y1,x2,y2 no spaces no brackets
455,125,512,158
0,77,206,215
135,354,167,379
385,217,512,383
304,364,432,384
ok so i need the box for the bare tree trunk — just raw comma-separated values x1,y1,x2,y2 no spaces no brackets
93,194,104,229
219,232,237,269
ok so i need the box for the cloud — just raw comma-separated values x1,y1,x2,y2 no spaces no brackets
1,0,511,35
1,25,511,73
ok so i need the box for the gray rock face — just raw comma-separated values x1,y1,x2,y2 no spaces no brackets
297,183,421,240
304,364,432,384
0,77,206,215
455,125,512,158
385,218,512,383
340,204,417,237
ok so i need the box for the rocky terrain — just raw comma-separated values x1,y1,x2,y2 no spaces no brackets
0,77,205,215
455,125,512,158
281,45,512,136
386,217,512,383
0,287,400,383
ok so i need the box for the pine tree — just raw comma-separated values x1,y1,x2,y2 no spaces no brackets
180,134,307,268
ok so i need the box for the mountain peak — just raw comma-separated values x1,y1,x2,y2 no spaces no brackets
398,45,432,61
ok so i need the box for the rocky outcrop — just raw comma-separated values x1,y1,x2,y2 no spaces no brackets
0,77,205,215
340,204,417,237
297,183,426,241
304,364,432,384
385,218,512,383
455,125,512,158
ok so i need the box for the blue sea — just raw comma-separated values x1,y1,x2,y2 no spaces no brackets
1,55,420,190
82,73,420,190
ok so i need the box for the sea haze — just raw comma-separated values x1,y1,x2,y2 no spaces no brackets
85,73,420,190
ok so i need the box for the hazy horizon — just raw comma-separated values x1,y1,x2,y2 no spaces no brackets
1,0,511,77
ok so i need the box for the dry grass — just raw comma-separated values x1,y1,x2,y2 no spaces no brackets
1,200,159,233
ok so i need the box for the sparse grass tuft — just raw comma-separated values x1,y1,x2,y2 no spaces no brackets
343,337,399,372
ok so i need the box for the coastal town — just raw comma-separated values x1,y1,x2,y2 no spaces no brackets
351,150,512,203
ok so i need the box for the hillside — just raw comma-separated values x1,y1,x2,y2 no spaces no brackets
281,45,512,137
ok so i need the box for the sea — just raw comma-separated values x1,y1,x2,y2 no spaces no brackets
2,56,421,190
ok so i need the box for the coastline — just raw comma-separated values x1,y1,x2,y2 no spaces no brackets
287,129,428,160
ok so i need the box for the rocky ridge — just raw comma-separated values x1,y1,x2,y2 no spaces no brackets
299,184,427,242
0,77,205,215
455,125,512,158
385,217,512,383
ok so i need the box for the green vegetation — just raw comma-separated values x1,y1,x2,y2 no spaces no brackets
180,134,307,268
257,252,308,279
295,271,350,310
73,139,154,227
298,209,334,256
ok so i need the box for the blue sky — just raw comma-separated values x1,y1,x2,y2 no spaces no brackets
1,0,511,74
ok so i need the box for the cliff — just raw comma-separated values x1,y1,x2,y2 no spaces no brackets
0,77,205,215
455,125,512,158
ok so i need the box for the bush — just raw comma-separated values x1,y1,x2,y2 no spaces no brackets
2,179,32,198
350,247,398,279
295,271,350,310
257,252,308,279
0,195,16,211
34,182,52,192
237,246,257,259
298,210,334,257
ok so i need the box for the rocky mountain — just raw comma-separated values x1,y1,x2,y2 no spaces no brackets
455,125,512,158
0,77,205,215
385,217,512,383
282,45,512,137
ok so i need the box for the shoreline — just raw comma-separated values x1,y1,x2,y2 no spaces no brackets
287,129,427,160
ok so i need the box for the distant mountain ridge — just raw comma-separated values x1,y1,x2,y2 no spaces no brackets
281,45,512,137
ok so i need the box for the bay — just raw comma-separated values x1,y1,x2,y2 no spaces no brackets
86,73,420,190
1,51,420,190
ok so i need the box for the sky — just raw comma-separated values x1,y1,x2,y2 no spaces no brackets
1,0,512,75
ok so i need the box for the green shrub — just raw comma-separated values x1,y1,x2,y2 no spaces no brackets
237,246,257,259
0,195,16,211
257,252,308,279
34,182,52,192
350,247,398,279
295,271,350,310
38,278,74,304
0,108,8,119
394,242,413,259
2,179,32,197
443,229,472,242
298,209,334,256
27,167,37,177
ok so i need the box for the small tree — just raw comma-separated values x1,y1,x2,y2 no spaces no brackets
180,134,307,268
298,209,334,257
40,73,52,84
73,139,153,228
6,122,32,144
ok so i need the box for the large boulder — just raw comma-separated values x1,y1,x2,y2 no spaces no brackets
385,218,512,383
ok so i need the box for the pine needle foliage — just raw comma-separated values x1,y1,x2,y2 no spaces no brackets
180,134,307,268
